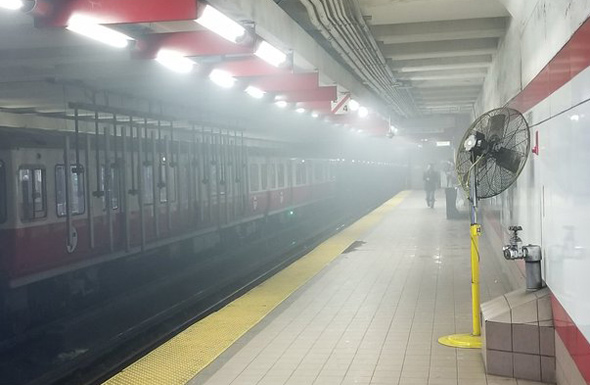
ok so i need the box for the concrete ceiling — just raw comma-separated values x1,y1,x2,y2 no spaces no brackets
361,0,509,116
277,0,510,124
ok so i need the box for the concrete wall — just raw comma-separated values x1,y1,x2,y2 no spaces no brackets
474,2,590,383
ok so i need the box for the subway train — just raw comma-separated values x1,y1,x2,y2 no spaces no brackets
0,124,402,331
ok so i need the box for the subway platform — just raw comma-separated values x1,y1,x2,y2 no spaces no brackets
105,191,547,385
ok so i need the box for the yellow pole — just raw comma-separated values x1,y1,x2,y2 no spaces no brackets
470,223,481,337
437,222,482,349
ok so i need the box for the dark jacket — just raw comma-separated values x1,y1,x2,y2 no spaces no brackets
423,169,438,190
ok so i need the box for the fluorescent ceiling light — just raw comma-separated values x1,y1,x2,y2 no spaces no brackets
196,5,246,43
245,86,265,99
255,41,287,67
436,141,451,147
67,15,133,48
570,114,580,121
275,101,288,108
358,106,369,118
156,50,195,74
0,0,23,10
296,108,305,114
349,99,360,112
312,112,319,118
209,69,236,88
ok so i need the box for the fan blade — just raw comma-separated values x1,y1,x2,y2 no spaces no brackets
492,147,522,174
487,114,506,142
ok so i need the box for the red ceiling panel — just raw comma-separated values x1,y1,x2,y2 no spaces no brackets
216,58,287,77
250,73,319,92
133,31,253,59
277,87,337,103
36,0,198,28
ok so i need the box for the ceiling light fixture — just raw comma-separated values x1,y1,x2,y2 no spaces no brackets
349,99,360,112
0,0,23,10
155,50,195,74
296,108,305,114
275,101,288,108
245,86,265,99
255,41,287,67
66,15,134,48
196,5,246,44
312,112,319,118
358,106,369,118
209,69,236,88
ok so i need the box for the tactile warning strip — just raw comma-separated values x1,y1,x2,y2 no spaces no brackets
103,191,409,385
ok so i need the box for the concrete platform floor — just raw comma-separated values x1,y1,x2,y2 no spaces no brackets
189,191,549,385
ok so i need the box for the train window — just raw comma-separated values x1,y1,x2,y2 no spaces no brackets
143,164,154,204
261,164,268,190
170,165,177,202
329,163,336,180
277,164,285,188
315,163,324,182
0,161,6,223
296,162,307,185
19,166,47,221
159,163,177,203
99,165,120,210
56,165,85,217
269,164,276,189
249,164,259,191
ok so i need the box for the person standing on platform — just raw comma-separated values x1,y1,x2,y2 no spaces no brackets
423,163,438,208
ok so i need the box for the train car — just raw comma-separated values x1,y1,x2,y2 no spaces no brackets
0,123,403,331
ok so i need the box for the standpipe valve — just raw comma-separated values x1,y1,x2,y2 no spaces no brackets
502,225,543,290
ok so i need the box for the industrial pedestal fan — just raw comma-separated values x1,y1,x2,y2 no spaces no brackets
439,107,530,349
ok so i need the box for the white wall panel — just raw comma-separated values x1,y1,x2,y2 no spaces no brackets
476,1,590,341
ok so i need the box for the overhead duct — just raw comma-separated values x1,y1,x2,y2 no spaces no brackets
298,0,418,118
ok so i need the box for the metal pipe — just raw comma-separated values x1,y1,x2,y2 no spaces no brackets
188,125,195,226
129,117,136,194
85,133,95,249
94,111,102,196
121,126,130,252
74,109,81,171
104,126,114,252
223,130,229,224
241,131,248,215
64,135,74,252
137,123,146,251
151,131,160,239
197,134,203,225
299,0,416,116
215,130,221,228
165,135,172,232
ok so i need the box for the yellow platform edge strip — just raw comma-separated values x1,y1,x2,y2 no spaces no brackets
104,191,409,385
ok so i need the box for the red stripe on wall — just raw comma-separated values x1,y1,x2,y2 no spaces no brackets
551,294,590,384
509,17,590,113
502,15,590,382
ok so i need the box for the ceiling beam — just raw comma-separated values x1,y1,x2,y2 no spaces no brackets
382,38,499,61
388,55,493,72
414,94,479,102
394,68,488,81
371,17,507,44
415,85,482,96
409,78,484,88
